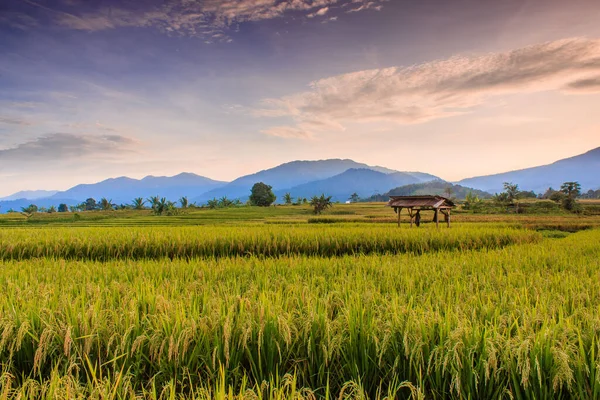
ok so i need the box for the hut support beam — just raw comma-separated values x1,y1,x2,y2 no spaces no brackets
397,207,402,227
435,208,439,229
440,209,451,228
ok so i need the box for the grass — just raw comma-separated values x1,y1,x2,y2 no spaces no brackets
0,204,599,398
0,224,539,261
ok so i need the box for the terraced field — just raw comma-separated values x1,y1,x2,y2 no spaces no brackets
0,204,599,399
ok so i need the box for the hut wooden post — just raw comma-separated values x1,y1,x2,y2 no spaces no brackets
386,196,455,229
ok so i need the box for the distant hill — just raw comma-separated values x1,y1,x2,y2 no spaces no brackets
194,159,431,202
0,198,79,213
51,173,226,204
276,168,437,202
0,190,58,201
366,181,491,201
458,147,600,193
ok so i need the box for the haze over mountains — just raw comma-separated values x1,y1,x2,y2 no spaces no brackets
458,147,600,193
1,147,599,212
51,173,226,205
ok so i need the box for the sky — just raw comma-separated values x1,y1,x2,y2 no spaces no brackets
1,0,600,195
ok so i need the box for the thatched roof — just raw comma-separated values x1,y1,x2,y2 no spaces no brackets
387,195,454,209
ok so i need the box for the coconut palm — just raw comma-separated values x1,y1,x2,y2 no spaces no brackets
310,194,333,215
132,197,146,210
206,198,219,209
99,198,115,211
179,196,189,208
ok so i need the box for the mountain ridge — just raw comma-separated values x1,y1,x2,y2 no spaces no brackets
275,168,439,202
457,146,600,193
2,147,600,213
193,159,434,202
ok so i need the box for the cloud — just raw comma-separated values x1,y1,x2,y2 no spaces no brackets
0,116,32,126
0,133,137,163
252,37,600,137
346,1,383,13
261,126,313,139
12,0,385,39
564,76,600,93
307,7,329,18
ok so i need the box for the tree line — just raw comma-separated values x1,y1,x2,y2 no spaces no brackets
13,182,335,216
481,181,585,213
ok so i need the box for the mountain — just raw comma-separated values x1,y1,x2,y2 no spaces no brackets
0,190,59,201
0,198,79,213
51,173,227,204
276,168,438,202
458,147,600,194
366,181,492,202
194,159,435,202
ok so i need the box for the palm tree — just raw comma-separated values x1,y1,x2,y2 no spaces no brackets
219,196,233,207
502,182,521,213
99,198,115,211
147,196,160,212
132,197,146,210
179,196,189,208
560,181,581,211
283,193,292,205
310,194,333,215
206,198,219,209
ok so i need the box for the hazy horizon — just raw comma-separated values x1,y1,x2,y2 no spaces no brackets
2,0,600,196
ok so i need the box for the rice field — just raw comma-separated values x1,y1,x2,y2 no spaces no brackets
0,225,539,261
1,207,599,399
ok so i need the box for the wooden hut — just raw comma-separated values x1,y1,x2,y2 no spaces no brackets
387,195,455,228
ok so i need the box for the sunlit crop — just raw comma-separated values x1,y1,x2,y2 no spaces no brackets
0,219,598,399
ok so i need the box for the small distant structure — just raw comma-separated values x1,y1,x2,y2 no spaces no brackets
387,195,455,228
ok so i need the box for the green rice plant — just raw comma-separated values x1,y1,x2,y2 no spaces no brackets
0,229,599,397
0,225,539,261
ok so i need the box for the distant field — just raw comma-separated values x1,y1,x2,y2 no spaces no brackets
1,204,600,399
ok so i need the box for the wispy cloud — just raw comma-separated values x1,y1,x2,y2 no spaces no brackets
564,76,600,93
9,0,386,39
252,38,600,138
346,1,383,13
0,116,33,126
0,133,137,164
261,126,313,139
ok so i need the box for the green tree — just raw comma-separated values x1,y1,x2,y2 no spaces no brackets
21,204,38,214
283,193,293,205
179,196,189,208
560,181,581,211
58,203,69,212
349,193,360,203
99,198,115,211
84,198,97,211
219,196,233,207
206,198,219,209
549,191,566,203
310,194,333,215
463,191,482,210
132,197,146,210
249,182,276,207
503,182,521,213
47,205,57,213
